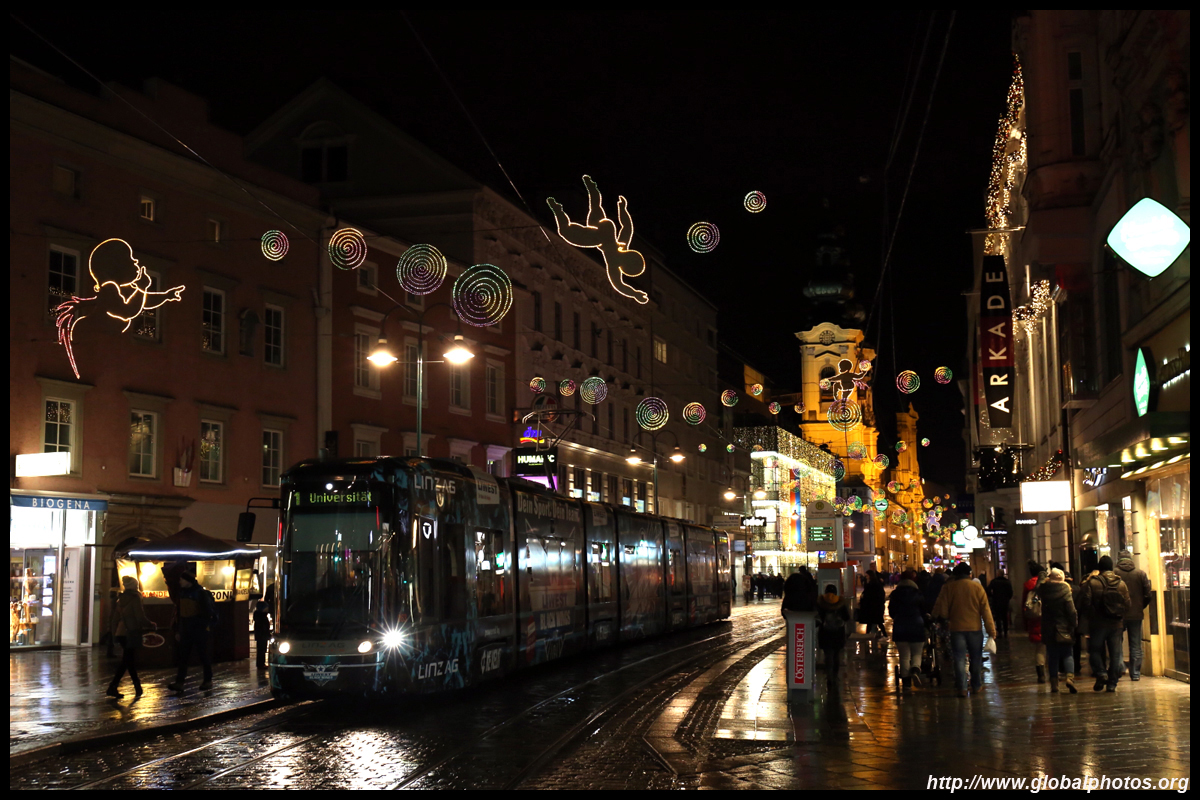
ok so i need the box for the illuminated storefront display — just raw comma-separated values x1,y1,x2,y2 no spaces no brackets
1106,197,1191,279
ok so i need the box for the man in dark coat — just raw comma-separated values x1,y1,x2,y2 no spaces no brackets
1035,568,1078,693
781,567,819,615
167,572,218,693
816,583,851,685
1080,555,1132,692
888,570,926,689
923,568,947,615
987,572,1014,639
1114,550,1152,681
860,572,886,638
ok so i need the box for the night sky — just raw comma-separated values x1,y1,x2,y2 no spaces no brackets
11,11,1015,488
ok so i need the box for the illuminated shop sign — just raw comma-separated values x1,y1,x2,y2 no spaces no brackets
741,516,768,528
1107,197,1191,278
15,452,72,477
979,255,1015,429
1019,481,1072,513
1133,347,1157,418
513,447,558,477
10,494,108,512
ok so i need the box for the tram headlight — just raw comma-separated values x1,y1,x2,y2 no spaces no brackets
277,641,291,655
382,629,405,650
357,640,373,654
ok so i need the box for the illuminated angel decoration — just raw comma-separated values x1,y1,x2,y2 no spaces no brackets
828,358,870,402
55,238,186,379
547,176,648,305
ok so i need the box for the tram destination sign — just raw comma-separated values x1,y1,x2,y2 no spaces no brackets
513,447,558,477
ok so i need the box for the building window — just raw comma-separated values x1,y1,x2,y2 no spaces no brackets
129,410,156,478
607,330,613,365
202,288,225,353
301,143,348,183
589,471,602,502
52,165,78,198
486,362,501,416
607,404,615,439
819,366,836,400
573,312,581,350
607,475,619,504
354,332,375,390
44,399,73,457
48,246,80,318
262,429,283,487
623,407,630,443
532,291,542,332
591,323,600,358
707,328,716,348
355,439,378,457
263,305,284,366
622,478,634,507
572,467,585,498
636,346,642,379
139,196,155,221
133,270,162,340
357,262,378,295
622,339,628,373
450,363,469,409
554,302,563,341
654,337,667,363
405,291,424,309
207,218,222,243
199,420,223,483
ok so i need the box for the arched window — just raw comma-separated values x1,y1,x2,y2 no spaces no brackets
819,366,836,401
298,121,350,183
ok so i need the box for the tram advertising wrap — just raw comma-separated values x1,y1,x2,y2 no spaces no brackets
269,457,732,699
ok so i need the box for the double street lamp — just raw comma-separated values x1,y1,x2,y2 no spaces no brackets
367,302,473,457
625,428,684,514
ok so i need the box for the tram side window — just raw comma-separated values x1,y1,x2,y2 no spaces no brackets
588,541,614,603
475,528,510,617
414,516,440,623
443,524,469,620
668,547,685,595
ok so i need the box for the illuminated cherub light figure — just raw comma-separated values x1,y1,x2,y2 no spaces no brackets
547,176,648,305
828,358,870,402
55,238,186,378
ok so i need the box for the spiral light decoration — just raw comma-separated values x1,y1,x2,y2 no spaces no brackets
329,227,367,270
396,244,447,295
744,191,766,213
636,397,669,431
830,459,846,481
750,383,763,396
827,399,862,432
687,222,720,253
768,401,781,414
934,366,953,384
682,402,706,425
529,377,546,394
896,370,920,394
580,377,608,405
921,438,931,447
887,481,901,493
873,453,890,468
721,390,738,407
453,263,513,327
558,379,576,397
847,442,866,460
726,443,735,453
896,441,908,452
697,443,707,453
923,498,934,509
819,378,832,391
859,359,872,372
794,403,805,414
261,230,289,261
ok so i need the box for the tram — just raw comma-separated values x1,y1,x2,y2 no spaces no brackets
266,456,732,698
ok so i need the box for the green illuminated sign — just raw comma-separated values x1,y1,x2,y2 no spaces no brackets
1133,348,1152,417
304,490,372,505
807,525,834,543
1107,198,1190,278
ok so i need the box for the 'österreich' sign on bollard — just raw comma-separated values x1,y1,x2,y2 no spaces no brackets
784,610,815,691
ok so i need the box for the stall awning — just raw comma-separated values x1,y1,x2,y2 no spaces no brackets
124,527,261,561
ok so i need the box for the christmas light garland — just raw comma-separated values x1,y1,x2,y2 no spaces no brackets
1025,450,1065,481
984,55,1026,256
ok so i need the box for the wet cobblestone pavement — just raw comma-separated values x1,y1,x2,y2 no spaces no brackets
9,599,1192,789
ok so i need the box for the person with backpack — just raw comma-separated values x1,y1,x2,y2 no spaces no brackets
1035,568,1078,694
1114,550,1152,681
816,583,851,686
1080,555,1131,692
888,570,926,690
167,571,219,693
1022,560,1046,683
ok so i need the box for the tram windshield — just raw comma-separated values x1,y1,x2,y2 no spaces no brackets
281,502,389,637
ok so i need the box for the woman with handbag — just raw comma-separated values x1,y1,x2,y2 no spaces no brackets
106,575,156,699
1022,560,1046,683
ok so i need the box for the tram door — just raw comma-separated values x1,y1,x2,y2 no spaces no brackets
665,522,686,631
413,517,441,624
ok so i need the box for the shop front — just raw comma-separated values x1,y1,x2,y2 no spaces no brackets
9,492,106,649
1140,460,1190,682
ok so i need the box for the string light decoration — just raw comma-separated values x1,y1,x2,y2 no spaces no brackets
54,238,187,379
726,443,736,453
847,442,866,460
735,426,839,479
895,441,908,453
558,379,576,397
1012,280,1051,326
682,402,706,425
636,397,669,431
859,359,872,372
819,378,832,391
984,55,1026,256
530,377,546,394
750,383,763,396
887,481,900,493
873,453,890,468
827,399,862,432
721,390,738,407
261,230,289,261
1025,450,1065,481
921,438,931,447
933,495,941,503
547,176,648,304
329,227,367,270
697,443,707,453
744,191,767,213
580,377,608,405
687,222,720,253
453,263,513,326
396,244,448,296
768,401,781,414
875,498,889,513
794,403,805,413
896,371,920,394
923,498,934,509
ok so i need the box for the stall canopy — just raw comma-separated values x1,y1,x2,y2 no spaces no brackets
123,527,261,561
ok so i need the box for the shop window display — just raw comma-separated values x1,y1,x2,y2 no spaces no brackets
1147,471,1190,679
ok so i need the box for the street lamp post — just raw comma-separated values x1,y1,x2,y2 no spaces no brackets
368,302,473,457
626,428,685,515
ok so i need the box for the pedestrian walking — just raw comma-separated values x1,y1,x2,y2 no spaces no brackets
931,562,997,697
106,575,156,699
1022,560,1047,683
923,567,947,615
816,583,851,686
167,571,218,693
889,569,926,690
254,583,274,670
756,573,766,602
1114,550,1152,681
987,572,1014,639
859,572,886,638
781,567,818,615
1036,568,1078,694
1081,555,1131,692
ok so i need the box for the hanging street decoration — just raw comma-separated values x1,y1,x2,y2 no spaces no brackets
750,383,763,396
873,453,890,468
768,401,781,414
847,442,866,460
794,402,805,413
875,498,889,512
895,441,908,452
887,481,901,493
896,370,920,394
547,175,648,304
636,397,669,431
921,437,931,446
697,443,707,453
558,379,576,397
329,227,367,270
54,238,187,379
530,377,546,393
580,376,608,404
261,230,289,261
396,243,448,296
682,402,706,425
826,399,862,432
721,390,738,407
453,263,513,326
687,222,720,253
744,191,766,213
819,378,832,391
726,443,736,453
830,459,846,481
934,366,953,384
828,359,870,402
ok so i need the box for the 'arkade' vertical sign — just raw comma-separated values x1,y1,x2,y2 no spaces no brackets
980,255,1015,428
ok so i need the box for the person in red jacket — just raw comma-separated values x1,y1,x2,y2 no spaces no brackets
1022,560,1046,683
